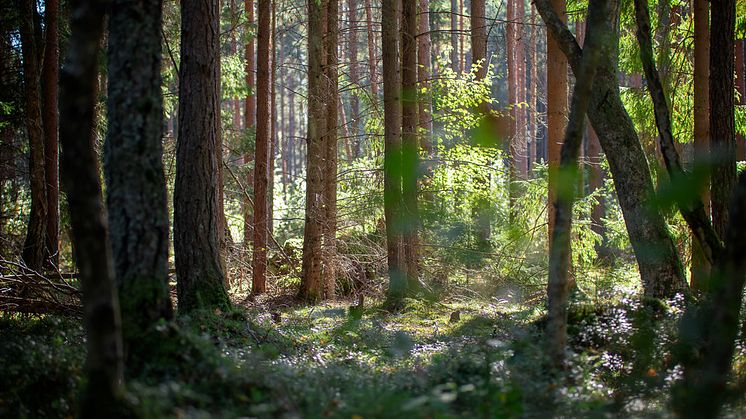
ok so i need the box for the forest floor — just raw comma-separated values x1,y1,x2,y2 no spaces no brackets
2,279,746,418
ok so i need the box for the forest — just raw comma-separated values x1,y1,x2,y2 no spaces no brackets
1,0,746,416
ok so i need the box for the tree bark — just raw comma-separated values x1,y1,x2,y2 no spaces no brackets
42,0,59,267
324,0,339,299
675,173,746,418
175,0,230,311
736,40,745,160
105,0,173,353
20,0,48,272
59,0,123,412
252,0,271,295
545,0,567,249
348,0,361,148
401,0,419,286
383,0,405,301
244,0,256,250
535,0,688,298
450,0,459,73
364,0,379,96
418,0,433,154
709,0,736,238
691,0,710,291
587,126,605,249
547,0,608,367
301,0,326,301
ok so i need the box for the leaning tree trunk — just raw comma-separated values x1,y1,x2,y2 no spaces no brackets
175,0,230,312
105,0,173,357
536,0,688,298
547,0,608,367
59,0,123,413
19,0,48,271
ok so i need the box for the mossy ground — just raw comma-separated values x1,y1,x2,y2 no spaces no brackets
2,278,746,418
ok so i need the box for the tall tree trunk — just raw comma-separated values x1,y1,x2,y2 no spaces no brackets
288,69,296,179
42,0,59,266
268,0,277,237
244,0,256,250
418,0,433,153
105,0,173,357
529,4,538,173
547,0,607,367
545,0,567,249
175,0,230,311
324,0,339,299
536,0,688,298
709,0,736,238
736,40,744,159
675,173,746,418
691,0,710,291
515,0,527,178
59,0,123,411
450,0,459,73
383,0,405,301
252,0,271,295
20,0,48,271
401,0,419,286
364,0,379,96
348,0,360,148
587,126,605,248
301,0,326,301
459,0,465,72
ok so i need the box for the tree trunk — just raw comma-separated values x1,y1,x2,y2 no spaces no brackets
175,0,230,311
244,0,256,250
459,0,465,72
105,0,173,355
536,0,688,298
418,0,433,154
691,0,710,291
268,0,277,237
348,0,360,147
545,0,567,249
515,0,527,178
42,0,59,267
547,0,608,367
383,0,405,301
450,0,459,73
20,0,48,271
675,173,746,418
529,4,538,173
736,40,744,160
709,0,736,238
364,0,379,96
401,0,419,286
59,0,123,411
301,0,326,301
252,0,271,295
587,126,605,250
324,0,339,299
